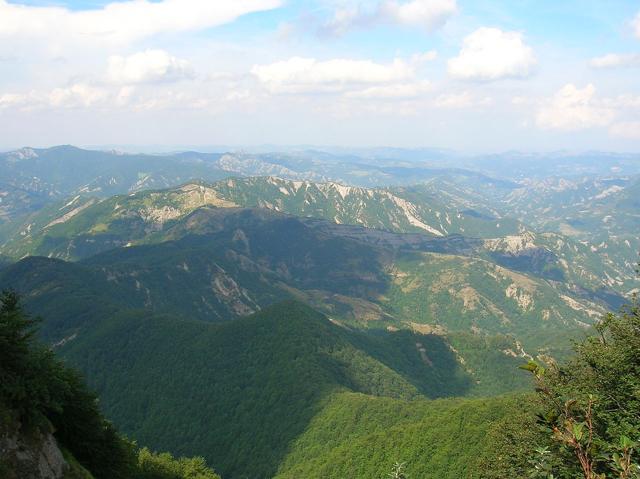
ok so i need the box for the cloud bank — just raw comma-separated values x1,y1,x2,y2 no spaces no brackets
0,0,282,44
108,50,194,84
536,84,615,131
448,27,536,81
251,57,417,93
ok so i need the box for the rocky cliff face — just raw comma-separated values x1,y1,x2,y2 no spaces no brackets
0,427,68,479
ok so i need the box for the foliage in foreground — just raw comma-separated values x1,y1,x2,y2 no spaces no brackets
0,290,219,479
523,292,640,479
481,291,640,479
137,448,221,479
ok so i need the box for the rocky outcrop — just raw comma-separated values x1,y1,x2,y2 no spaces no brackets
0,427,68,479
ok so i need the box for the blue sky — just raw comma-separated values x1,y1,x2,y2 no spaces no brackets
1,0,639,152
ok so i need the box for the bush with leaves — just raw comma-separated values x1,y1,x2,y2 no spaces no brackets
521,292,640,479
136,448,221,479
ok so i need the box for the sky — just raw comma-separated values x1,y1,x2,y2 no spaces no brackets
1,0,640,152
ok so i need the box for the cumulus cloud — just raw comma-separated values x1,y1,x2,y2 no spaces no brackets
609,122,640,139
0,0,281,44
448,27,536,81
322,0,457,36
0,84,111,110
251,57,416,93
381,0,458,29
48,84,109,108
0,92,31,110
589,53,640,69
536,84,615,131
108,50,194,84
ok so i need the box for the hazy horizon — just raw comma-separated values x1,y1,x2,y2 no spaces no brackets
3,143,640,158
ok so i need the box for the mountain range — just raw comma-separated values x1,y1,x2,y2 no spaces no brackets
0,145,638,478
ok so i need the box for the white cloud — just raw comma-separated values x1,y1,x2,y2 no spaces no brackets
634,11,640,39
609,122,640,139
0,84,110,110
322,0,456,35
48,84,109,108
251,57,416,93
536,84,615,131
448,27,536,81
602,94,640,109
108,50,194,84
589,53,640,69
381,0,458,30
0,0,281,44
0,93,30,109
346,81,432,99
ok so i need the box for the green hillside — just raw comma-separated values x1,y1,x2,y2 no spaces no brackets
0,262,536,478
54,300,530,479
273,392,529,479
0,208,602,358
0,177,522,261
0,203,605,361
2,178,628,309
213,176,523,238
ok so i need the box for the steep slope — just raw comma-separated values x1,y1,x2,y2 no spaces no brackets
3,178,627,308
212,177,522,238
384,252,600,356
502,176,640,296
0,206,603,360
0,183,238,260
54,301,519,479
0,178,518,261
0,145,521,228
0,292,221,479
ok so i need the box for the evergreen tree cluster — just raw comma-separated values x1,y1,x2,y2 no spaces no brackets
0,290,220,479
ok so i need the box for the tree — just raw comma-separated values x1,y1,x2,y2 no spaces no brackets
521,292,640,479
0,290,221,479
0,289,49,426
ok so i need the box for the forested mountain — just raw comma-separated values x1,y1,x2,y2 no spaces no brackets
0,146,507,227
1,145,638,479
0,204,605,356
2,146,637,297
57,301,531,478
